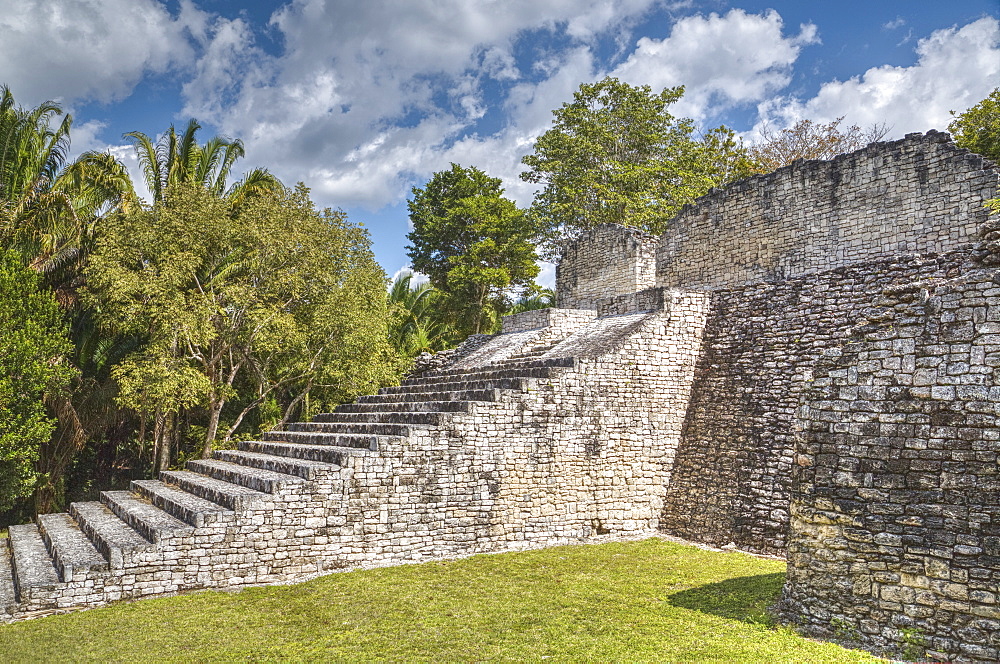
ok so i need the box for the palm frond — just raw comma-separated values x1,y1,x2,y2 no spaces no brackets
225,167,283,208
214,138,245,195
124,131,163,203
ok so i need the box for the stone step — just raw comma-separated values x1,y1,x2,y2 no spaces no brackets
334,400,473,414
285,421,414,437
312,411,446,426
8,524,59,597
187,458,305,493
213,449,335,481
37,513,108,583
0,538,18,614
357,387,500,404
379,377,531,396
445,354,573,372
160,470,270,512
505,351,548,360
132,479,233,528
101,491,194,544
262,430,395,450
239,439,370,464
505,344,557,360
69,501,152,569
406,359,573,384
486,357,573,370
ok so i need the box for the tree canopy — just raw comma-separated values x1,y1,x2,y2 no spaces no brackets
520,76,757,251
0,84,405,521
949,88,1000,163
85,184,397,461
388,271,451,357
125,119,283,206
0,85,133,277
407,164,540,336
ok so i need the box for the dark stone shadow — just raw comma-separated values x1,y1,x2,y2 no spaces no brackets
667,572,785,626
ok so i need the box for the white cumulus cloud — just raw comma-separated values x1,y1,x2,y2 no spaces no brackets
611,9,819,121
0,0,202,105
179,0,660,209
755,17,1000,138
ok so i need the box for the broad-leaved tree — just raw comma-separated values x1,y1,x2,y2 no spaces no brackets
407,164,540,336
520,77,756,252
86,184,396,463
0,248,76,511
949,88,1000,163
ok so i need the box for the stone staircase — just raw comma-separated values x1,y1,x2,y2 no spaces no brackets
0,339,581,621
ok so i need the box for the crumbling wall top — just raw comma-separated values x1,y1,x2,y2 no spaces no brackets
655,130,999,290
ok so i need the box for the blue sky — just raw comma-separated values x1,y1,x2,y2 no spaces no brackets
2,0,998,286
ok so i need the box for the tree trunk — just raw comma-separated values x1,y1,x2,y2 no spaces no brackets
224,396,264,444
203,396,225,459
278,386,310,430
154,410,170,473
474,284,488,335
34,392,87,515
137,413,146,459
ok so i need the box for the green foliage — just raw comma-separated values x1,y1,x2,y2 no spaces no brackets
949,88,1000,163
0,85,134,274
125,119,282,205
407,164,540,336
85,184,397,456
507,287,555,315
0,539,879,662
388,271,454,357
0,249,76,511
0,86,138,516
899,626,927,661
521,77,757,251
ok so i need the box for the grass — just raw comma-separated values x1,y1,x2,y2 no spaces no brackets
0,537,882,662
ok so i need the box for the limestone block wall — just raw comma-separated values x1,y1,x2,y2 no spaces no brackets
500,307,597,334
658,250,969,555
780,267,1000,663
386,294,710,545
654,131,998,290
556,224,658,309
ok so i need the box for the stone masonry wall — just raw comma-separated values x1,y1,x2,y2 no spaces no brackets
655,131,997,290
557,224,658,309
659,250,970,556
779,266,1000,663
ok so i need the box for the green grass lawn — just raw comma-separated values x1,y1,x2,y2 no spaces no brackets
0,537,881,662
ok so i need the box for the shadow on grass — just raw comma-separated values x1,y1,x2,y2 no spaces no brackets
667,572,785,626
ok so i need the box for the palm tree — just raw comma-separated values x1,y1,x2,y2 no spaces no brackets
125,119,283,205
388,271,455,356
506,287,555,315
0,86,134,277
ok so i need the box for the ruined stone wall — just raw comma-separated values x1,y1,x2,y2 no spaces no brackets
654,131,997,290
556,224,658,309
659,250,969,556
780,266,1000,663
